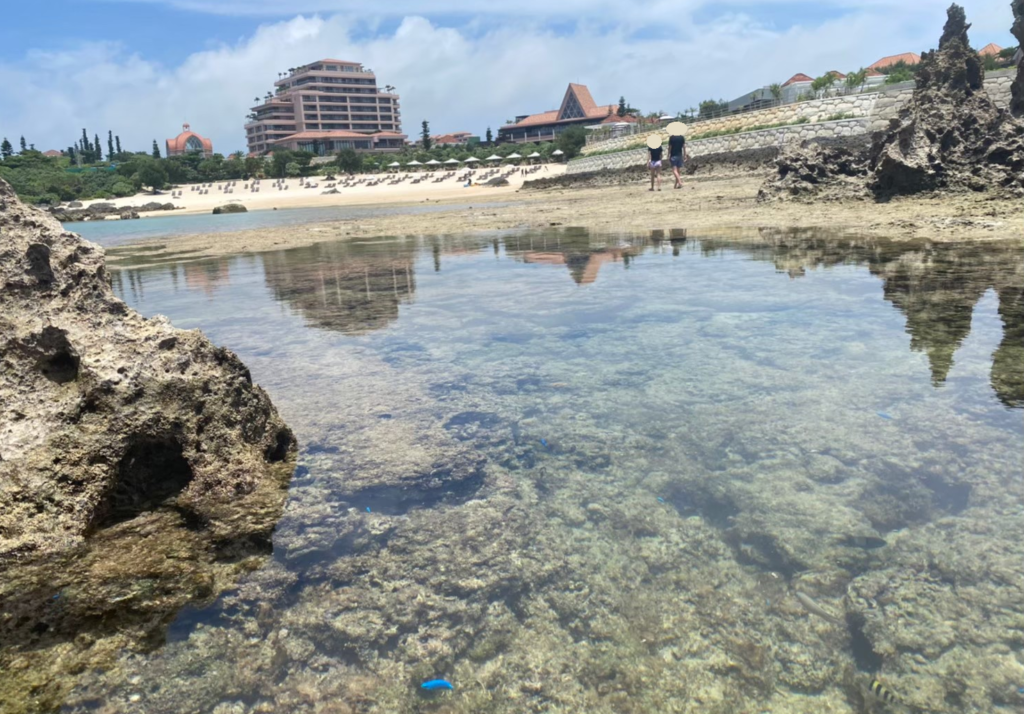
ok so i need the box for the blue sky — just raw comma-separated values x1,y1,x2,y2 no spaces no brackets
0,0,1015,154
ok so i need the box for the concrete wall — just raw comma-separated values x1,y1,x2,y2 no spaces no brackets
566,118,870,175
582,70,1016,157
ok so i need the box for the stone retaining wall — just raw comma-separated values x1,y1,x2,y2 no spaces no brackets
582,70,1016,157
567,118,871,175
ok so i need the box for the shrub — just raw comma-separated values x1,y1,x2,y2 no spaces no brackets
111,181,135,197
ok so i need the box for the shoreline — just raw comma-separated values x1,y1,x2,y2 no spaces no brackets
100,168,1024,267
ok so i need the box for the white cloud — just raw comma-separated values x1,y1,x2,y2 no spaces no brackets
0,2,1017,154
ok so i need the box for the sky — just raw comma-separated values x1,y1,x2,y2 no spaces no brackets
0,0,1016,155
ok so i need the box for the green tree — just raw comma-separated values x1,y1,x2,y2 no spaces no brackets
617,96,628,117
1,138,12,159
107,131,115,161
335,147,362,174
151,140,161,159
768,83,783,103
19,136,27,153
555,125,587,160
271,150,293,178
93,134,101,160
421,120,432,150
285,161,301,177
67,145,77,163
698,99,729,119
115,135,122,154
845,68,868,94
137,160,168,191
244,156,263,178
811,74,836,98
485,127,493,144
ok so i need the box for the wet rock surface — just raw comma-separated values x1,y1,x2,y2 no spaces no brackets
761,4,1024,201
213,203,248,215
47,201,178,223
1010,0,1023,116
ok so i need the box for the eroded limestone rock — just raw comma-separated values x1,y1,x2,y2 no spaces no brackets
0,176,296,562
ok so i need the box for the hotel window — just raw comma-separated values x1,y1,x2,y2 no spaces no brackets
560,93,585,120
326,65,338,71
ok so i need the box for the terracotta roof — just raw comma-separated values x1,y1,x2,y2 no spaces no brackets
166,123,213,155
502,84,615,131
566,83,598,114
600,114,638,124
869,52,921,69
43,150,62,157
782,73,814,87
506,110,560,128
371,131,407,138
827,70,846,80
865,68,884,77
978,43,1003,57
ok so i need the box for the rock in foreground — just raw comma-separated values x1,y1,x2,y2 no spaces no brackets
0,177,296,563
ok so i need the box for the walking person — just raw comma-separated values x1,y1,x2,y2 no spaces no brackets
646,136,663,192
668,131,688,189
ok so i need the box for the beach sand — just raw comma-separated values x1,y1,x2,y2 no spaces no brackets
105,166,1024,267
80,167,566,217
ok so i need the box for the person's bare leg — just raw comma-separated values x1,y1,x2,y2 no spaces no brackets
673,165,682,188
650,168,656,191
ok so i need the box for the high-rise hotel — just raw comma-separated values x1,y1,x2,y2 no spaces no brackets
245,60,406,156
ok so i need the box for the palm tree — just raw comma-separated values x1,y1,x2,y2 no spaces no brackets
768,83,783,105
845,68,868,94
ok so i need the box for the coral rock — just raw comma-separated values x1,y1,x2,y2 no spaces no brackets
0,176,296,563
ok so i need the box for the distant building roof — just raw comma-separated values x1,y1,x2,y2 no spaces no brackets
166,123,213,156
431,132,475,144
600,114,637,124
827,70,846,80
503,84,616,130
782,73,814,87
865,68,884,77
869,52,921,69
43,149,62,157
978,43,1003,57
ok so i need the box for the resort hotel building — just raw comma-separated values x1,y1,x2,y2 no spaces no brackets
498,84,629,144
245,60,406,156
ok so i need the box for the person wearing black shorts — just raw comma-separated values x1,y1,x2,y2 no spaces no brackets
648,142,663,192
668,133,688,189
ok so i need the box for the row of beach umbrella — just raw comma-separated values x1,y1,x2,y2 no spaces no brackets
386,150,562,168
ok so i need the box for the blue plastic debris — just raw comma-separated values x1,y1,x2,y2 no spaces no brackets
366,507,372,513
876,412,893,420
539,438,548,448
657,497,665,503
421,679,454,691
1018,686,1024,695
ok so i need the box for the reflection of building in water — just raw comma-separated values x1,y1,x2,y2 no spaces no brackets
261,242,416,335
504,231,641,285
184,261,232,296
703,230,1024,406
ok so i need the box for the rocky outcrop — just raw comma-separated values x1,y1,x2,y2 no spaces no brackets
212,203,248,214
48,201,177,223
1012,0,1024,117
868,4,1024,196
761,3,1024,201
0,177,296,563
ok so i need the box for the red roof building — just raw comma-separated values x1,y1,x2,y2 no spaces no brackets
781,73,814,87
431,132,475,146
166,123,213,158
498,83,619,144
869,52,921,70
43,150,62,158
978,43,1003,57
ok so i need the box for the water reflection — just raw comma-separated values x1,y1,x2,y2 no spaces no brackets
108,230,1024,408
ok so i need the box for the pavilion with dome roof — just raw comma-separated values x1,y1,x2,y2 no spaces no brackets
166,123,213,158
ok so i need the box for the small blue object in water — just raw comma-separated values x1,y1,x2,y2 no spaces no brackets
657,497,665,503
421,679,454,691
366,507,372,513
539,438,548,448
1018,686,1024,695
876,412,893,420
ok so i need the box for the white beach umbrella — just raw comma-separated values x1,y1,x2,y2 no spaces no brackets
407,160,423,166
387,161,401,167
527,152,541,158
485,154,502,161
426,159,441,165
464,156,481,163
443,158,460,164
506,152,522,159
552,149,564,156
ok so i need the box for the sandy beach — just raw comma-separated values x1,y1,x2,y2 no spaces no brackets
103,165,1024,268
79,166,567,217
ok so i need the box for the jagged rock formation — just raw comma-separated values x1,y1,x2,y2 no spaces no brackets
1011,0,1024,116
0,177,297,563
761,4,1024,201
868,4,1024,196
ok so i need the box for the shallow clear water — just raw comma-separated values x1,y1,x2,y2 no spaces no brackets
17,230,1024,713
